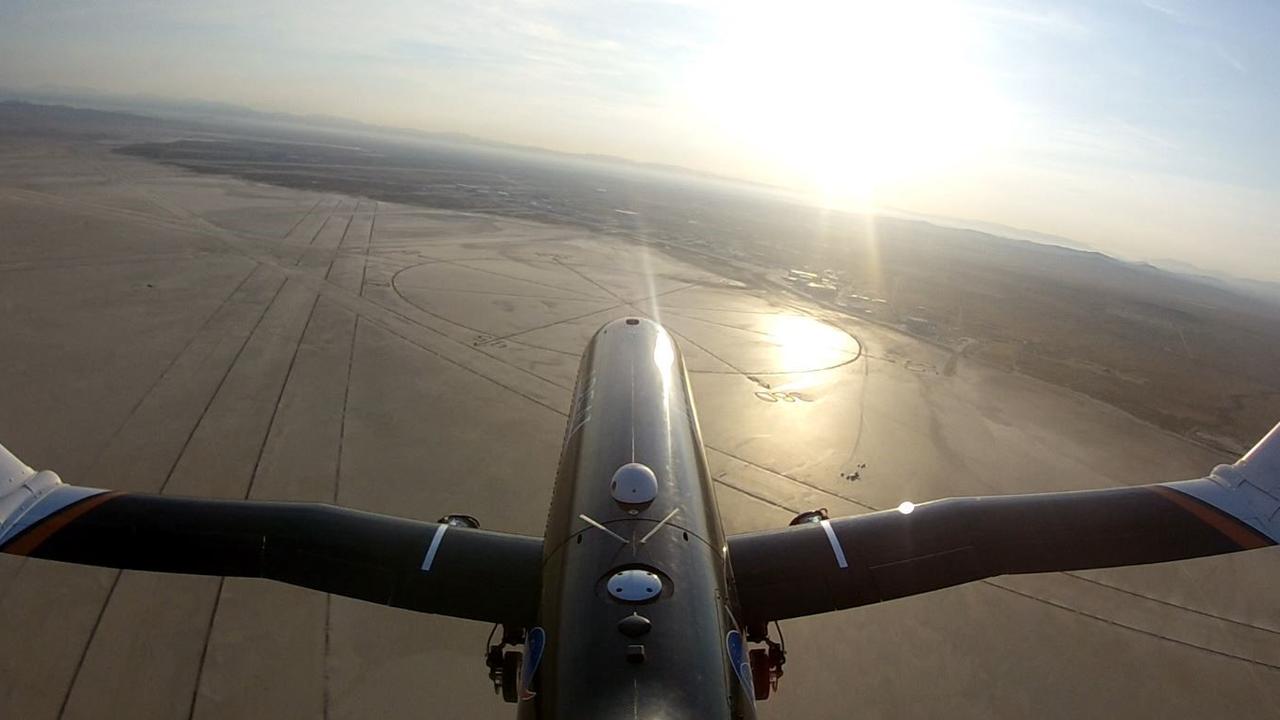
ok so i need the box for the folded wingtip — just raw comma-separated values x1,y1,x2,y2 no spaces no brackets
0,441,35,490
1238,421,1280,483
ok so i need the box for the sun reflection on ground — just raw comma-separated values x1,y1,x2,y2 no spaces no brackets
767,315,859,373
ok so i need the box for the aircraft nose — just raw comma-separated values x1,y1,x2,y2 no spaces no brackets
619,316,660,330
590,316,667,342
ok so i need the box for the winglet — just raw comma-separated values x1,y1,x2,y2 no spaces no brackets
0,442,35,490
0,441,43,525
1238,421,1280,485
0,442,95,548
1165,421,1280,544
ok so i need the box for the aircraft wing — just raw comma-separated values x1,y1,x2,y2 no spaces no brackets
0,444,541,626
728,422,1280,625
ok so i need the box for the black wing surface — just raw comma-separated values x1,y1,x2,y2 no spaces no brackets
0,446,541,626
729,422,1280,625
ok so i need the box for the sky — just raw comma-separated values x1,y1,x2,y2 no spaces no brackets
2,0,1278,281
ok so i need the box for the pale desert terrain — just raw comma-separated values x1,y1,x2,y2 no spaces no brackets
0,134,1277,720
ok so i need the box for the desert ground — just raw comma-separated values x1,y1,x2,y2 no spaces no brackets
1,136,1277,719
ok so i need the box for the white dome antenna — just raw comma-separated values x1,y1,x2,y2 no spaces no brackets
610,463,658,505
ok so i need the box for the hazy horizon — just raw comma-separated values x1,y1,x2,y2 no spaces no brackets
3,0,1277,282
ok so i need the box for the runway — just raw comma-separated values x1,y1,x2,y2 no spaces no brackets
0,137,1276,719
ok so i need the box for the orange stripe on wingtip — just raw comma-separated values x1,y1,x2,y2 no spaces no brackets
1151,486,1273,550
1,491,122,556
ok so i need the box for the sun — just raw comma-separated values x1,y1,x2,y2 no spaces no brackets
686,0,1011,210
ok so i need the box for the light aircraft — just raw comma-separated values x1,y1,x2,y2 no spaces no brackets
2,317,1277,719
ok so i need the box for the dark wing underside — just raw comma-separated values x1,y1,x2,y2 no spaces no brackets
0,487,542,626
729,423,1280,624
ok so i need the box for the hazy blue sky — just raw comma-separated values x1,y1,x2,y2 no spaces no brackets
2,1,1277,280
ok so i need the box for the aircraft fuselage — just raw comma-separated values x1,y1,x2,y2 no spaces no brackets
522,317,754,719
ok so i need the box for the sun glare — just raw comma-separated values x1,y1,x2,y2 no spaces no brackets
688,0,1011,209
769,315,858,373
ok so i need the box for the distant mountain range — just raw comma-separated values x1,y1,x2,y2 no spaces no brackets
3,85,1279,306
879,207,1095,252
1141,258,1280,307
0,85,761,190
878,207,1280,308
